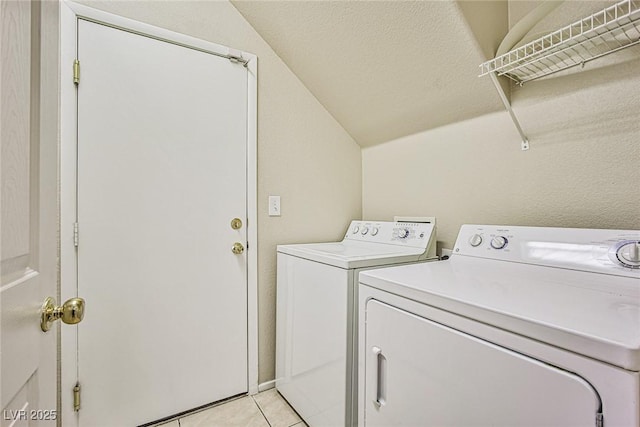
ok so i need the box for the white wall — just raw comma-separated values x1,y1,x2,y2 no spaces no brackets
74,0,362,384
362,57,640,250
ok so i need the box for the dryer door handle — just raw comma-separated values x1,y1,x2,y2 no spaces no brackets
372,346,387,407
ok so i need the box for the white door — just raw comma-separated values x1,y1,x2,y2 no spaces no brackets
1,0,58,425
363,300,602,427
73,19,248,426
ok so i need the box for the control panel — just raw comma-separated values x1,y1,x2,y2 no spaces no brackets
344,220,435,249
454,224,640,278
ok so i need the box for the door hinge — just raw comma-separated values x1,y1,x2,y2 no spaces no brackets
227,49,249,67
73,222,79,247
73,383,81,411
73,59,80,85
596,412,603,427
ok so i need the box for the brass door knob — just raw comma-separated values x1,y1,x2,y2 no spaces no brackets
41,297,85,332
231,218,243,230
232,242,245,255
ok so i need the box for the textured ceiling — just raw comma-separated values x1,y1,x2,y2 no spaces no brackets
231,1,508,147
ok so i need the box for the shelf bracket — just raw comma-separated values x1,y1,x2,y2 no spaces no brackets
489,72,529,151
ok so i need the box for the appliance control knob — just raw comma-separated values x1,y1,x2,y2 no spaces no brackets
468,234,483,247
361,226,369,235
371,227,379,236
616,241,640,268
490,236,508,250
352,226,359,234
398,228,409,239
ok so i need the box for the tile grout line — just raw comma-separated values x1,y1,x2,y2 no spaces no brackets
265,389,305,427
251,394,273,427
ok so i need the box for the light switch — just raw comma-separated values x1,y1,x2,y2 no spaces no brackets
269,195,281,216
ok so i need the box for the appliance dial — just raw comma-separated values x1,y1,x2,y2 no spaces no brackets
614,241,640,268
361,226,369,235
352,226,359,234
468,234,483,247
490,236,508,250
398,228,409,239
371,227,379,236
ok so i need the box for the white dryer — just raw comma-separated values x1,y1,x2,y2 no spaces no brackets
358,225,640,427
276,220,438,427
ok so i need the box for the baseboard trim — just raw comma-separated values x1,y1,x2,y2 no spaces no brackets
257,380,276,393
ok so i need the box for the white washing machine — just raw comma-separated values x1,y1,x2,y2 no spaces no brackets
276,220,438,427
358,225,640,427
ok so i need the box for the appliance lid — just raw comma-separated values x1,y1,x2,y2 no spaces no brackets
277,220,438,269
277,240,428,269
359,256,640,371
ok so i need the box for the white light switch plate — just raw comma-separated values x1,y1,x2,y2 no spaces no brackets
268,195,281,216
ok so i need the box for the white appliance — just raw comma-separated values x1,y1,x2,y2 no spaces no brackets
358,225,640,427
276,220,438,426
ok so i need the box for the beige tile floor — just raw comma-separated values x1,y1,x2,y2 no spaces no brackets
156,389,307,427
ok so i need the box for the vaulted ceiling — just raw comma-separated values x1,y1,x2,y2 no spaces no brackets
231,1,621,148
231,0,509,147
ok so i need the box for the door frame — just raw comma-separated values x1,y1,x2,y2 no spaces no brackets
59,1,258,423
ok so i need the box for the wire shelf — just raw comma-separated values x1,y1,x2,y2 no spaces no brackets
479,0,640,85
